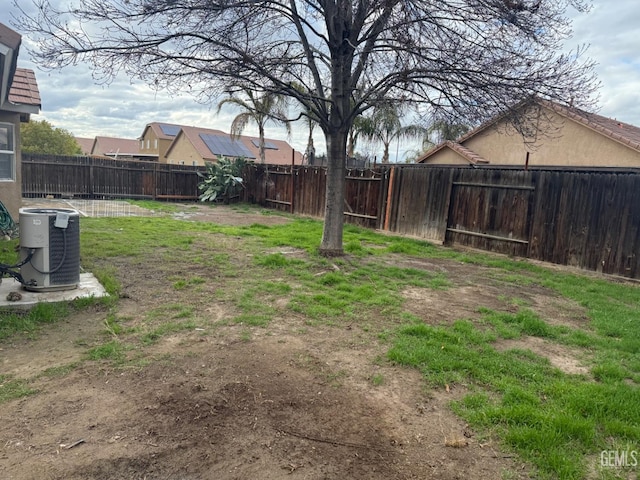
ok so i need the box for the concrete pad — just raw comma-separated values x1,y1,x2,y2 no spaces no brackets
0,273,108,310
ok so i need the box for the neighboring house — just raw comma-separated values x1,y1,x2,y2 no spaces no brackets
138,122,182,161
417,100,640,168
0,23,41,220
75,137,94,155
89,136,156,161
140,122,303,166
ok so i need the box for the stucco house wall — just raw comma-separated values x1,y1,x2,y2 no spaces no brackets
419,147,468,165
419,101,640,168
1,24,40,221
165,132,212,166
463,110,640,168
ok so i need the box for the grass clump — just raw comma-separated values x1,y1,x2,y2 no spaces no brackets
0,375,36,404
87,340,127,362
0,303,69,340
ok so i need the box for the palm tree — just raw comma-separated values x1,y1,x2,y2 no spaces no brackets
303,115,317,165
217,88,290,163
358,104,426,164
347,115,368,159
421,119,471,150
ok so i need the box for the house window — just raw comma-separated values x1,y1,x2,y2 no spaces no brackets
154,139,158,149
140,140,144,150
0,123,15,181
146,139,150,149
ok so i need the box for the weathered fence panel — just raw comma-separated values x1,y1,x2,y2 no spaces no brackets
444,169,536,257
385,166,454,241
22,154,202,200
529,171,640,277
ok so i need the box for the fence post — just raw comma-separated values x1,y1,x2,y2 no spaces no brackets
89,158,95,198
383,166,396,231
291,149,295,214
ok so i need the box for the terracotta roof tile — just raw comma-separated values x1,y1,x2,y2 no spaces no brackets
147,122,184,140
8,68,41,107
175,125,230,160
418,141,489,165
446,141,490,165
239,134,303,165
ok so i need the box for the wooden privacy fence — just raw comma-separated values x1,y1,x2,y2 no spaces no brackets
244,163,640,279
20,154,640,279
22,154,203,200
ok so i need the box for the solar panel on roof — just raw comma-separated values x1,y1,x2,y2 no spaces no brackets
199,134,256,159
159,124,181,136
251,139,279,150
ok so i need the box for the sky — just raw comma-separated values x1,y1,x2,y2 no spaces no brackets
1,1,639,162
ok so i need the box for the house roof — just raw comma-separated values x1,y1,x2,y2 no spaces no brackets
0,23,21,51
240,134,303,165
141,122,185,141
8,68,41,108
92,136,141,156
544,101,640,152
75,137,94,155
417,99,640,163
163,123,304,165
1,23,40,116
167,125,231,161
421,140,490,165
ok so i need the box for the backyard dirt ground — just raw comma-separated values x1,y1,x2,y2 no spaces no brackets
0,201,596,479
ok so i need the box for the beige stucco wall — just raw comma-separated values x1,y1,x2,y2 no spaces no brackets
165,135,209,166
421,148,470,165
0,111,22,221
464,109,640,168
158,138,173,163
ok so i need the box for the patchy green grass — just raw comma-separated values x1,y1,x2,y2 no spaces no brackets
87,340,127,362
389,301,640,479
0,302,70,340
0,375,36,404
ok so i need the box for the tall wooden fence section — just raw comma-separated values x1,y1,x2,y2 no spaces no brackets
244,163,640,279
22,154,203,200
20,155,640,278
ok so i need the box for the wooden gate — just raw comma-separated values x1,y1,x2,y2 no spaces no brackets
444,171,536,257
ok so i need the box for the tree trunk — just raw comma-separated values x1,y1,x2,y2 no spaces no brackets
319,129,348,256
382,142,390,163
258,123,266,164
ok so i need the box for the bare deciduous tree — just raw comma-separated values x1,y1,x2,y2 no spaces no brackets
16,0,598,255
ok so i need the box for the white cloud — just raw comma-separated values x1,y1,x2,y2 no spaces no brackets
566,1,640,125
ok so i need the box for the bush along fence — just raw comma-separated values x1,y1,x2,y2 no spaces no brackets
21,154,640,279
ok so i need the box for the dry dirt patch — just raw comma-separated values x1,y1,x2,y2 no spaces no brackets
1,333,529,480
